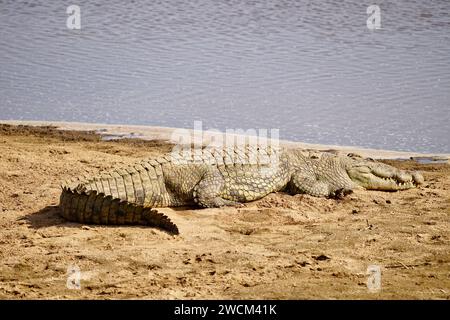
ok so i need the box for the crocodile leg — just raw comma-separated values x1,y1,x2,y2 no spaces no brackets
289,170,354,198
289,171,331,197
193,168,241,208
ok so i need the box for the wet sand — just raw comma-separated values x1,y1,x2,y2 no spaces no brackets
0,123,448,299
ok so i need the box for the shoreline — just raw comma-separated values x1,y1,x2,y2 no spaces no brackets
1,120,448,160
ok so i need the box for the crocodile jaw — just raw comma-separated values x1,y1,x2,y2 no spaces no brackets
346,163,424,191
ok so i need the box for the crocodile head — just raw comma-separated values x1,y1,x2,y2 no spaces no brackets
345,154,424,191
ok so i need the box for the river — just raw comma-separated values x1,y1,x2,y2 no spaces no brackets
0,0,449,152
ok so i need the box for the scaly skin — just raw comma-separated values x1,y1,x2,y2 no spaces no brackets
59,146,424,234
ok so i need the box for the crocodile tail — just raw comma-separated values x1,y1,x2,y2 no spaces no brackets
59,187,179,235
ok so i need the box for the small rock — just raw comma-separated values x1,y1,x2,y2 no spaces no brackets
386,200,392,204
81,226,92,230
332,272,340,277
313,254,330,261
297,261,310,267
352,209,359,214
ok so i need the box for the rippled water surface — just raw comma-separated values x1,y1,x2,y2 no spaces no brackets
1,0,449,152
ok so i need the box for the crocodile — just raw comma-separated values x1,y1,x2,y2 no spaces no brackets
59,146,424,234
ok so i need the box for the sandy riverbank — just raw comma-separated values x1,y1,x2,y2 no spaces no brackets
0,122,448,299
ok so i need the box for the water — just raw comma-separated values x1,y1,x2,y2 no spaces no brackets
0,0,449,153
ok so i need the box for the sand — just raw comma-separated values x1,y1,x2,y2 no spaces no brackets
0,122,449,299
